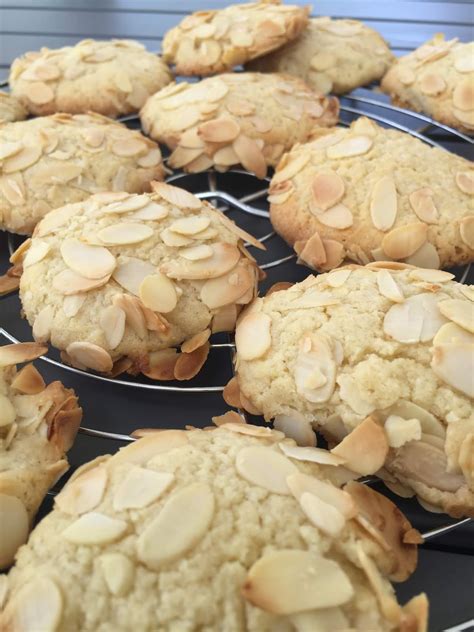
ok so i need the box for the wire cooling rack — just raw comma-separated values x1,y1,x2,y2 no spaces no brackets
1,90,473,631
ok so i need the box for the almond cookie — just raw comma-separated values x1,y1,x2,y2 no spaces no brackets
0,342,82,569
0,425,426,631
231,265,474,517
0,113,164,235
17,182,261,381
140,73,339,179
9,39,172,118
381,35,474,134
0,92,27,124
162,0,310,76
269,117,473,271
248,17,394,95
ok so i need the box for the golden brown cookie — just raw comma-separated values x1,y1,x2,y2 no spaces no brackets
162,0,310,76
140,72,339,178
0,425,426,631
0,92,27,124
9,39,172,118
0,113,164,235
248,17,394,94
269,117,473,271
232,264,474,517
0,342,82,569
381,35,474,134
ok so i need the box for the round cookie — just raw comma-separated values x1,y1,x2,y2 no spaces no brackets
140,73,339,179
0,92,27,124
0,113,164,235
162,0,310,76
381,35,474,134
0,425,426,631
0,342,82,569
9,39,172,118
18,182,262,380
231,264,474,517
248,17,394,95
269,117,474,271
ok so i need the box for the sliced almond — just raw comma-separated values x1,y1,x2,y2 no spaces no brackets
112,294,147,339
53,269,110,295
460,216,474,250
151,181,202,209
99,305,126,349
113,467,174,511
0,175,25,206
99,553,134,597
273,413,316,447
179,245,213,261
169,216,211,236
112,430,188,466
102,194,149,215
326,135,373,159
235,446,297,495
142,349,178,380
161,228,194,248
404,241,440,270
331,416,389,475
130,203,169,221
408,188,439,224
454,54,474,73
174,342,210,380
66,342,113,372
25,81,54,104
222,423,282,441
286,472,357,518
138,149,162,168
212,304,238,333
55,465,108,515
3,145,42,173
419,73,446,95
294,334,336,404
0,142,23,160
10,363,45,394
63,294,86,317
111,138,147,157
438,299,473,333
32,306,54,343
271,153,310,185
299,491,347,537
23,240,50,268
161,243,240,280
376,270,404,302
181,329,211,354
295,232,326,269
384,415,421,448
62,511,128,545
0,342,47,367
433,321,473,346
1,577,62,632
311,173,345,211
242,550,354,615
383,293,447,342
232,134,266,179
397,66,416,85
0,274,19,296
370,176,397,231
452,78,473,111
97,223,153,246
235,312,272,360
198,118,241,143
317,204,353,229
325,269,352,288
455,171,474,195
0,395,15,428
112,258,156,295
137,483,214,569
409,269,454,284
60,239,116,280
279,443,345,466
139,273,177,314
35,204,79,237
381,223,428,259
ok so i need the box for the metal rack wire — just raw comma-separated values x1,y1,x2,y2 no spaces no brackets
1,91,473,628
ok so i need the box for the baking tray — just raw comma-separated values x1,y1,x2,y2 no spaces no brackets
1,87,473,632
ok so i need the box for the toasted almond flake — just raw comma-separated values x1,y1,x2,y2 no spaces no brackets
419,73,446,95
113,467,174,511
409,269,454,283
168,146,204,169
384,415,422,448
325,269,352,288
242,550,354,615
454,54,474,73
311,173,345,211
279,443,345,466
139,273,177,314
173,342,210,380
233,134,266,179
200,262,254,309
99,553,134,597
181,329,211,354
3,145,42,174
0,342,47,367
23,241,50,268
381,223,428,259
26,81,54,104
112,430,188,466
179,244,213,261
438,299,473,333
32,306,54,343
456,171,474,195
331,416,389,475
370,176,398,231
222,422,282,440
408,188,439,224
376,270,404,302
63,294,86,317
2,576,63,632
0,141,23,160
397,67,416,85
0,494,29,569
198,118,241,143
99,305,126,349
0,176,25,205
235,312,272,360
102,194,149,215
460,216,474,250
66,342,113,372
161,228,193,248
60,239,116,280
111,138,147,157
137,483,214,569
433,321,473,346
404,241,440,269
214,210,265,250
383,292,447,342
161,243,240,280
55,465,108,515
97,223,153,246
169,216,211,236
151,181,202,209
317,204,353,229
271,153,310,185
452,78,473,111
112,258,156,295
53,269,110,295
0,394,15,428
295,232,327,269
62,511,128,545
327,135,373,159
294,334,336,404
431,342,473,398
138,149,162,168
299,492,347,536
310,51,335,71
235,446,297,495
141,348,177,380
112,294,147,338
10,363,45,394
129,203,168,221
460,285,474,302
286,472,357,518
272,412,316,447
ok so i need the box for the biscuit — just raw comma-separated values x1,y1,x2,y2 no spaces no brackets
232,264,474,517
0,425,427,631
162,0,310,76
248,17,394,95
0,92,27,124
0,342,82,569
140,73,339,179
18,182,262,380
9,39,172,118
0,113,164,235
269,117,474,271
381,35,474,134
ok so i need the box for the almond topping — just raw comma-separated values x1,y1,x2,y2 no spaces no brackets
0,395,15,428
23,240,50,268
179,244,213,261
102,194,149,215
222,422,283,440
397,67,415,85
169,216,211,236
198,118,241,143
279,443,345,466
286,472,357,519
99,553,134,597
456,171,474,195
235,312,272,360
97,223,153,246
53,269,110,295
99,305,126,349
62,512,128,545
55,465,108,515
271,153,310,185
454,54,474,73
376,270,404,302
438,299,473,333
452,79,473,111
326,135,373,159
317,204,353,229
419,73,446,95
408,269,454,283
331,416,389,475
235,446,297,495
460,216,474,250
181,329,211,354
404,241,440,270
151,181,202,209
111,430,188,466
409,188,439,224
161,228,193,248
0,142,22,160
299,492,347,537
66,342,113,372
384,415,421,448
1,577,62,632
112,294,147,339
161,243,241,280
3,145,42,173
381,223,428,259
312,172,345,211
0,494,29,569
370,176,397,231
60,239,116,280
142,349,178,380
111,138,148,157
113,467,174,511
173,342,210,380
431,343,473,399
32,306,54,343
137,483,214,569
112,258,156,295
0,342,47,367
138,149,162,168
10,363,45,394
232,134,266,179
294,334,336,403
242,550,354,615
383,293,447,342
25,81,54,104
433,322,473,346
139,273,177,314
130,203,169,221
